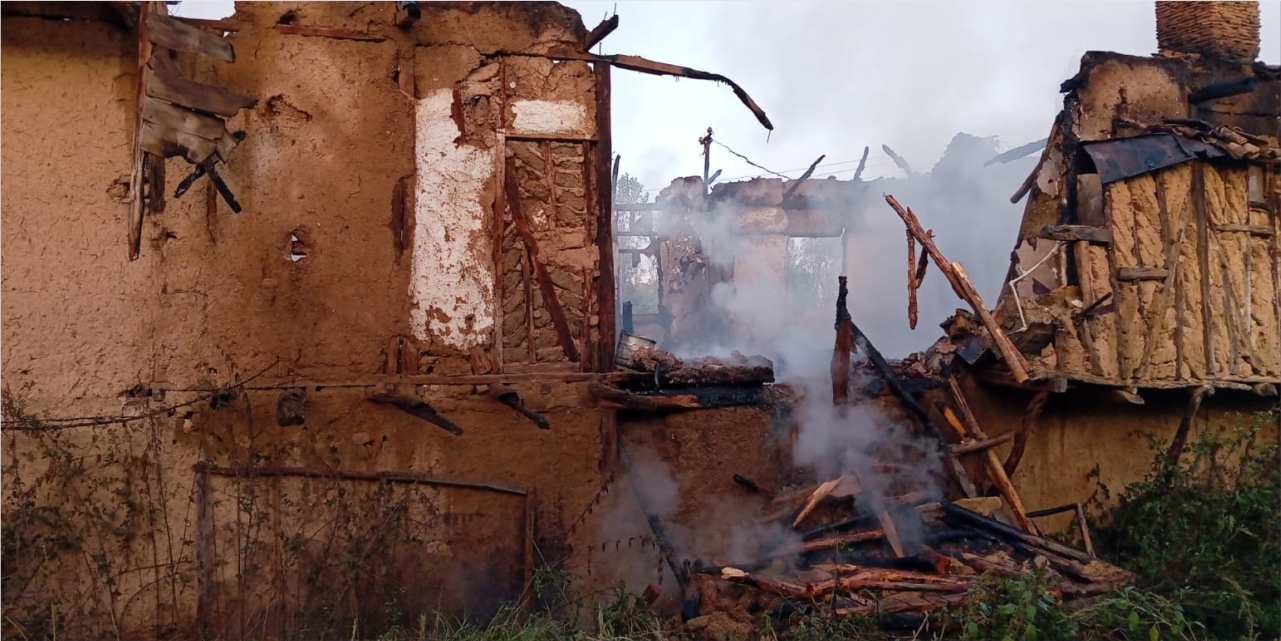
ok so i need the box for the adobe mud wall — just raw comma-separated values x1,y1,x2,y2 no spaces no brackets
939,376,1278,534
1,2,637,638
994,47,1281,391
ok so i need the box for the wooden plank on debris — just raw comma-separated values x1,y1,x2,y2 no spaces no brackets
149,13,235,62
143,99,227,140
147,61,255,117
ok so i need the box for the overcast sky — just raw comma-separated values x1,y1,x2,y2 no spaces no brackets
176,1,1279,192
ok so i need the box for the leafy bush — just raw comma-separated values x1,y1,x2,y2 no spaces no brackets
1092,408,1280,640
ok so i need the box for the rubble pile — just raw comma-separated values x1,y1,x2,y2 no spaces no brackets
684,489,1130,628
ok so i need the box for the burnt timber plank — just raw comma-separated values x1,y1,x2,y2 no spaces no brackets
148,13,234,62
147,60,255,117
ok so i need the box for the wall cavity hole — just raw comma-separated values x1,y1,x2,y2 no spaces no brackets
277,10,297,25
289,231,309,262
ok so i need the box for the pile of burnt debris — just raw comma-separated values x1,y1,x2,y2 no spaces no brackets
638,272,1129,633
680,488,1129,630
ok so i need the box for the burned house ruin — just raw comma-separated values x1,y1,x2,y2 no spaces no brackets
1,0,1277,639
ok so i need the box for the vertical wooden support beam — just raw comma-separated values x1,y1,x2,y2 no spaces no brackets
1073,240,1105,376
129,2,156,261
1103,189,1128,379
581,140,596,373
194,463,212,638
491,132,507,374
523,491,536,600
1167,385,1212,462
1002,390,1050,478
594,62,616,373
1193,163,1216,376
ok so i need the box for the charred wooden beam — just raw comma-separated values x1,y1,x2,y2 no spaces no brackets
591,383,700,411
832,276,855,406
366,393,464,436
1189,77,1259,104
732,474,775,498
128,3,160,261
1039,224,1113,245
1215,223,1275,237
1010,165,1039,204
782,154,826,203
985,137,1049,167
613,364,774,389
852,146,870,182
718,567,810,600
1166,385,1213,462
1025,502,1095,557
842,282,978,498
595,63,617,372
807,569,972,597
950,432,1013,455
834,593,969,617
584,14,619,50
505,158,580,362
765,529,885,559
881,144,914,176
597,53,772,131
907,231,919,329
488,385,550,429
1002,390,1050,479
943,503,1100,566
886,196,1030,383
936,401,1037,534
620,443,687,590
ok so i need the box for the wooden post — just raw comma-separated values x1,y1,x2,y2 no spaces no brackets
594,62,616,372
842,281,978,499
491,132,507,374
1193,164,1217,376
1167,385,1212,462
1003,390,1050,479
128,2,157,261
885,195,1031,383
194,463,211,637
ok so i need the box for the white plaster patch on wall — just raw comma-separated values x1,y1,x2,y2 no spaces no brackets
409,89,495,348
511,99,588,136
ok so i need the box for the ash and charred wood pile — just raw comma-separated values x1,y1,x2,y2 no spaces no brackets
688,490,1129,624
667,275,1129,630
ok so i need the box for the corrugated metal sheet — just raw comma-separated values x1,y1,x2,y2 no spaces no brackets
1082,134,1225,184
